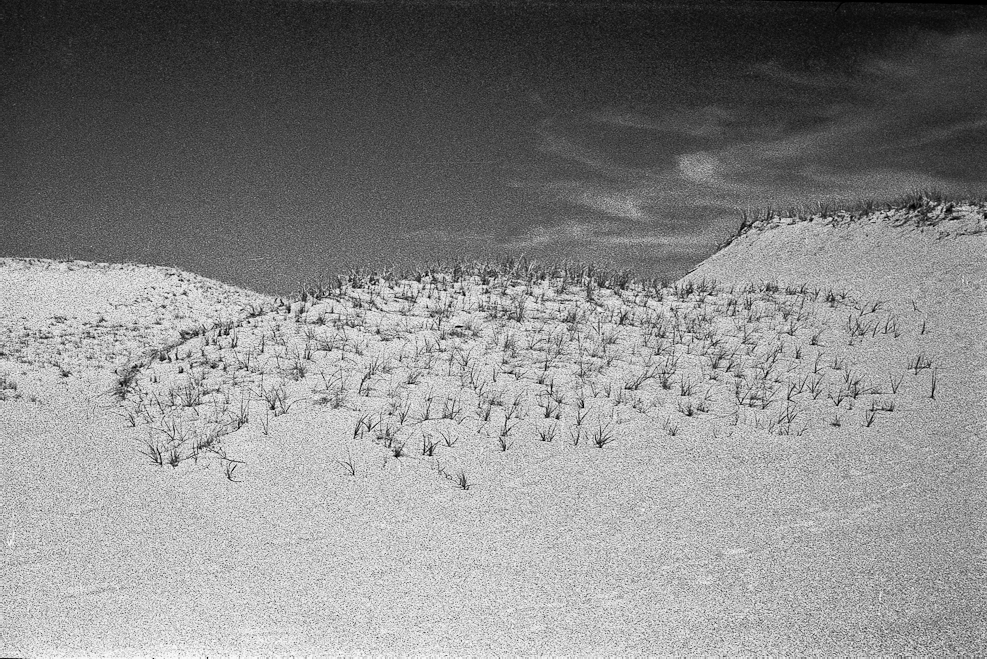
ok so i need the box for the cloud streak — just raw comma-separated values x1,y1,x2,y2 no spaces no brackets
517,28,987,264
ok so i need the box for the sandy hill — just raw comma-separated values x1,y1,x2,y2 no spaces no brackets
1,198,985,655
0,258,273,384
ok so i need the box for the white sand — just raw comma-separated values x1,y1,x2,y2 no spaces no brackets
2,202,985,655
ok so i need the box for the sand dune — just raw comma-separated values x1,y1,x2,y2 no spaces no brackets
0,258,273,384
2,199,985,655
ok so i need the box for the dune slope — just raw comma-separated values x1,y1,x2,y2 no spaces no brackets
2,203,985,655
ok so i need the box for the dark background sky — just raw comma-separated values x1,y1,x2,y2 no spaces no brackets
2,1,985,295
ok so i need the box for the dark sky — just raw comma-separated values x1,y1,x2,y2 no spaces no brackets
2,1,985,295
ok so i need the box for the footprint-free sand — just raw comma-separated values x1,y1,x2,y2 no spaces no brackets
2,201,985,655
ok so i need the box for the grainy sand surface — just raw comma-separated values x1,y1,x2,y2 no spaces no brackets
2,202,985,656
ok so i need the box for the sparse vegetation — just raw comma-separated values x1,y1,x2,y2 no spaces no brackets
90,194,979,483
0,373,20,401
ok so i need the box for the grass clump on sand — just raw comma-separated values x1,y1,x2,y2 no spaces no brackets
105,204,962,486
724,189,987,250
0,372,20,401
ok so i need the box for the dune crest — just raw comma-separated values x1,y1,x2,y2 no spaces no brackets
2,200,985,655
0,258,273,382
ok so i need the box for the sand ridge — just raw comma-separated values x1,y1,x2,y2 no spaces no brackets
1,200,985,655
0,258,274,396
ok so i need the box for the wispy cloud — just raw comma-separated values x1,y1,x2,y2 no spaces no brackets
675,152,733,189
698,30,987,199
534,122,635,180
748,62,848,90
591,106,738,138
587,110,660,131
574,190,652,221
503,221,600,250
517,28,987,262
880,118,987,152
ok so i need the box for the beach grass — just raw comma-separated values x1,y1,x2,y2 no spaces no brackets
98,192,986,487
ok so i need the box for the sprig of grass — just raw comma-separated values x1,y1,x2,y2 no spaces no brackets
422,433,440,456
113,363,142,400
436,462,473,490
537,421,558,442
591,420,616,448
908,352,934,374
453,471,472,490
